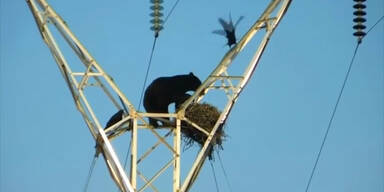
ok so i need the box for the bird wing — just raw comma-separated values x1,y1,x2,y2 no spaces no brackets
212,29,227,36
218,18,234,32
235,16,244,28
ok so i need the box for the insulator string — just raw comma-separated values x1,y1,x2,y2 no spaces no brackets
150,0,164,37
352,0,367,43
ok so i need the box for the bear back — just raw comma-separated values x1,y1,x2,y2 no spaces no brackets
143,72,202,127
145,72,201,102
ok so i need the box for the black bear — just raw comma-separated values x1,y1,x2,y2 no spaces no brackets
105,109,125,129
144,72,202,127
175,93,192,110
104,109,132,138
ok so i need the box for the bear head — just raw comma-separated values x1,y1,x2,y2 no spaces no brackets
188,72,202,91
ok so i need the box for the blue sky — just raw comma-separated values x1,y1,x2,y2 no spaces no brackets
1,0,383,192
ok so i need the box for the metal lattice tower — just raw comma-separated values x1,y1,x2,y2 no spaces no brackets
26,0,292,191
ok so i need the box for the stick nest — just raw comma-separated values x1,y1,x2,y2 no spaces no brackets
181,103,226,160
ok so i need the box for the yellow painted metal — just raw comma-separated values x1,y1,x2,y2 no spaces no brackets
27,0,292,191
173,119,181,192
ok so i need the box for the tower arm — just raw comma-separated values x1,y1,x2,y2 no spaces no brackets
180,0,292,191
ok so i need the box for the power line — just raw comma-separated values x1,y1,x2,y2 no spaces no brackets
216,151,233,192
210,161,220,192
163,0,182,25
118,96,129,113
137,0,183,110
129,0,184,173
84,155,98,192
81,1,186,191
137,37,158,111
120,1,185,189
365,15,384,36
123,137,132,170
304,15,384,192
118,136,132,192
305,43,360,192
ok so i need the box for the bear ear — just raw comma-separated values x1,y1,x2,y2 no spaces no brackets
189,72,194,76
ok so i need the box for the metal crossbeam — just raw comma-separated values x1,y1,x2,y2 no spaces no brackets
27,0,292,191
178,0,292,190
27,0,135,191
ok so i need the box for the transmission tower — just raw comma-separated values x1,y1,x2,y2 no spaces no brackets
26,0,292,191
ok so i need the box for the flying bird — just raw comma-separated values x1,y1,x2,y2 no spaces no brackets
213,14,244,48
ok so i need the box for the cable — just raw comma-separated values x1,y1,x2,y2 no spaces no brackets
84,155,98,192
365,15,384,36
118,2,185,189
210,161,220,192
123,137,132,170
117,2,184,191
121,35,158,192
163,0,182,25
305,15,384,192
137,0,183,110
305,43,360,192
137,0,183,109
118,96,129,113
84,2,188,191
137,37,158,111
116,136,132,192
216,151,233,192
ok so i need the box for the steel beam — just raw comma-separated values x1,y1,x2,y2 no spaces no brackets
27,0,292,191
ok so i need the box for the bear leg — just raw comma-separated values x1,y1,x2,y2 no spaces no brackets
148,117,159,127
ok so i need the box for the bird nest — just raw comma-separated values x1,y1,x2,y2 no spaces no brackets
181,103,226,160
